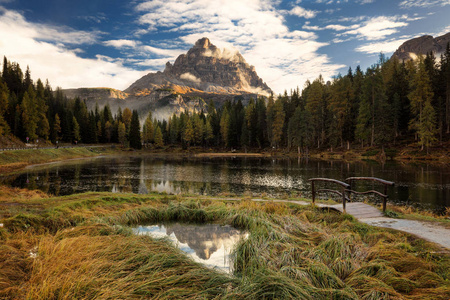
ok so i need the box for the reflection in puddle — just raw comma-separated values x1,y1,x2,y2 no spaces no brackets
133,223,248,273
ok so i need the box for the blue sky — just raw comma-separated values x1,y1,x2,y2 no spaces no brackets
0,0,449,94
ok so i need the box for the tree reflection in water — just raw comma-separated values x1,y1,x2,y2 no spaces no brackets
0,156,448,212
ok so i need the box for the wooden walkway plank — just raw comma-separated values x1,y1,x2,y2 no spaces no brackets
321,202,384,219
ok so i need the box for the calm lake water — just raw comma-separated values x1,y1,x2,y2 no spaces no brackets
133,223,247,273
1,155,449,212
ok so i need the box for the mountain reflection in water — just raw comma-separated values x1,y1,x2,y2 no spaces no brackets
1,156,449,212
133,223,248,272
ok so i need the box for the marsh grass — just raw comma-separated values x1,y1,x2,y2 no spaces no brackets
0,190,449,299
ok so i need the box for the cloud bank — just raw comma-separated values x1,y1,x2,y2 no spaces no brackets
0,7,145,90
135,0,344,93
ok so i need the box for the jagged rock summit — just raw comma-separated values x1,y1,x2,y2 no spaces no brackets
125,37,272,96
62,38,272,121
393,32,450,61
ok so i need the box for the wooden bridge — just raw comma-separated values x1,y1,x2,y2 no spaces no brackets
309,177,395,219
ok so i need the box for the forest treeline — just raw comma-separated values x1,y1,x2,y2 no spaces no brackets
0,44,449,153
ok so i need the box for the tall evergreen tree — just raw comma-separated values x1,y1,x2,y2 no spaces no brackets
271,99,285,148
0,80,10,136
183,118,194,147
129,110,141,149
419,101,437,153
118,121,126,146
305,76,327,148
408,56,435,147
21,87,38,141
142,111,154,147
154,126,164,148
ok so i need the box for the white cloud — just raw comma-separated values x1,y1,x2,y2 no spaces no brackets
436,25,450,36
0,8,146,90
0,7,101,45
355,38,409,54
289,6,318,19
399,0,450,8
341,16,409,40
180,72,201,84
134,0,343,93
325,24,353,31
104,39,138,48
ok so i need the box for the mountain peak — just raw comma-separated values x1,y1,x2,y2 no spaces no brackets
126,38,272,96
393,32,450,61
194,37,212,49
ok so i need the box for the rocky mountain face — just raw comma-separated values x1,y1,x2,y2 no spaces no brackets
126,38,271,96
393,32,450,61
63,38,272,121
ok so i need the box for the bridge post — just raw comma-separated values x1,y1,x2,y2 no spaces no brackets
342,186,346,213
383,185,388,212
311,181,315,205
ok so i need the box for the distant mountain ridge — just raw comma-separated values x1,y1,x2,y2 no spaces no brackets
62,38,272,121
393,32,450,61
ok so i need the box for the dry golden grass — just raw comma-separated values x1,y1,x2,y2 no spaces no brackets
0,190,449,299
0,185,48,202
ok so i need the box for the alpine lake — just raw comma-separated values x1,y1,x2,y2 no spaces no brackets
1,155,448,213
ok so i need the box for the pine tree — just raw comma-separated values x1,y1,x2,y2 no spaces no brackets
183,118,194,147
408,57,434,148
168,114,179,144
142,112,154,147
272,99,285,148
54,113,61,142
288,107,313,154
118,121,126,146
122,107,132,134
129,110,141,149
266,95,275,145
419,101,437,154
443,42,450,133
21,87,38,141
72,116,80,142
305,76,326,148
154,126,164,148
193,114,204,145
104,121,112,142
245,98,258,147
328,75,353,148
256,97,267,148
0,80,10,136
240,119,249,152
356,65,389,146
204,118,214,146
220,107,230,148
35,79,49,140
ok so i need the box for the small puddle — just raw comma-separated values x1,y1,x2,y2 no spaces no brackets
133,223,248,273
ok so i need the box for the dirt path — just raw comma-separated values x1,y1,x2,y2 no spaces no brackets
204,197,450,250
359,217,450,250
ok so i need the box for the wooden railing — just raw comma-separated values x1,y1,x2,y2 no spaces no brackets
309,178,351,211
309,177,394,213
345,177,394,212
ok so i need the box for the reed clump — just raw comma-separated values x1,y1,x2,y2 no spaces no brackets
0,190,449,299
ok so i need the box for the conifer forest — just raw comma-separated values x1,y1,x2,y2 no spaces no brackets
1,45,449,154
